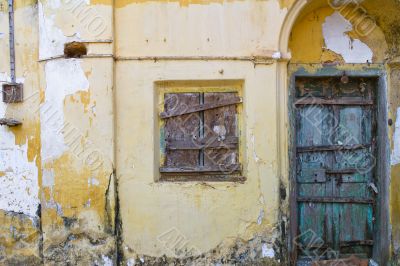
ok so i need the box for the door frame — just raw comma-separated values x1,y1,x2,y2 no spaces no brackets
287,65,390,265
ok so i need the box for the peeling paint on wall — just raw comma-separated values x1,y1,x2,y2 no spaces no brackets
0,72,25,84
0,131,39,217
42,169,55,188
39,2,79,59
322,12,373,63
251,134,261,163
88,177,100,186
100,255,113,265
126,258,135,266
0,83,39,217
41,59,89,162
261,243,275,258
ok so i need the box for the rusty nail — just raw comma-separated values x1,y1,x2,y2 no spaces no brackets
341,72,349,84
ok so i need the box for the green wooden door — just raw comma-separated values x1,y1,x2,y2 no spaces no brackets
294,77,377,262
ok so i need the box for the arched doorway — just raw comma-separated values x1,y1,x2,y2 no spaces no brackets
277,0,400,264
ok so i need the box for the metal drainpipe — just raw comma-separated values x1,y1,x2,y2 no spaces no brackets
8,0,16,83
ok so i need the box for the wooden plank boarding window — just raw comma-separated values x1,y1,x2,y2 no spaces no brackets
159,91,244,182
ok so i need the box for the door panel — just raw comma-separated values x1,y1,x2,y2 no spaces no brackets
297,152,331,183
297,107,334,147
294,77,377,262
337,107,372,145
298,202,329,259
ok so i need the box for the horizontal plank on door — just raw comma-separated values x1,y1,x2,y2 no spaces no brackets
297,197,374,204
160,97,242,119
294,98,374,106
299,169,360,175
166,136,238,150
297,180,369,184
325,169,358,174
160,164,241,173
297,144,371,153
340,240,374,247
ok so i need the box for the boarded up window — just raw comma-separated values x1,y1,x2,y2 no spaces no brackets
160,92,243,181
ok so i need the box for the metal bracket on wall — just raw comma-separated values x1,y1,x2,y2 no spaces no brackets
2,83,23,103
0,118,21,127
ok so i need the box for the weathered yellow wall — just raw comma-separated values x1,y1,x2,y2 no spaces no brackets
0,0,41,264
115,1,288,264
37,0,115,263
115,0,285,57
1,0,400,265
116,61,280,262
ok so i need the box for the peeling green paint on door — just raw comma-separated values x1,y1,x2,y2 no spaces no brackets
294,77,377,262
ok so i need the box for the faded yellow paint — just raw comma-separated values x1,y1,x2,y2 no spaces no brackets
12,0,37,9
45,0,113,42
115,0,277,57
9,122,41,162
116,56,280,259
320,48,345,64
0,210,41,263
391,165,400,251
289,7,335,63
360,0,400,55
43,154,106,219
80,91,91,111
0,2,41,263
113,0,226,8
72,0,272,8
278,0,296,9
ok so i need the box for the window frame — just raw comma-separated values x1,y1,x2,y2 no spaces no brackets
155,81,246,183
